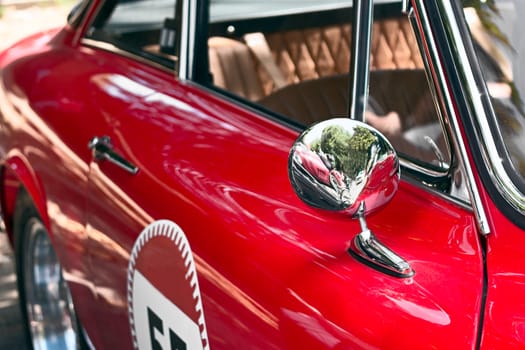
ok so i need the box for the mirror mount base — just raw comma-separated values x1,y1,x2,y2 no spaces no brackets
348,203,414,278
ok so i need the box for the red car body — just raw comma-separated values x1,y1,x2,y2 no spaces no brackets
0,0,524,349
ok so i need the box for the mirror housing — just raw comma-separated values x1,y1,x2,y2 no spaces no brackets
288,118,400,217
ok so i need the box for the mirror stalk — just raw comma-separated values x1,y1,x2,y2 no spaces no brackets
350,202,414,278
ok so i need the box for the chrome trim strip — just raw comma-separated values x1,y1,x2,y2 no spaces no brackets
80,39,174,74
412,0,490,234
401,0,410,14
400,157,448,179
349,0,373,122
188,0,197,80
438,1,525,215
179,0,190,80
179,0,197,80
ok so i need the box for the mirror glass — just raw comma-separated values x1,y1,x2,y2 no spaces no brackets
288,118,400,216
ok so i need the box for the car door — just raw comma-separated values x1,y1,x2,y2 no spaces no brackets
81,0,486,349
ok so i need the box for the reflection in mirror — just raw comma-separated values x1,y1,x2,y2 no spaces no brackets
288,118,399,217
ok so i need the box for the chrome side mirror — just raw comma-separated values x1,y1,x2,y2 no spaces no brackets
288,118,414,278
289,118,399,215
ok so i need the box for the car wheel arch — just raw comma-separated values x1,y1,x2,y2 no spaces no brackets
1,152,49,241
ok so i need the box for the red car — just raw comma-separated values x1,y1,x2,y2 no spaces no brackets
1,0,525,348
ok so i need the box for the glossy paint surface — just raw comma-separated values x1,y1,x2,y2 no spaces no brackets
0,6,497,350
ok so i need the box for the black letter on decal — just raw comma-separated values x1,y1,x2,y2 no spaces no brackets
148,307,164,350
169,328,187,350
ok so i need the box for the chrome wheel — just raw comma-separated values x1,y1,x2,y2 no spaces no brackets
21,217,79,350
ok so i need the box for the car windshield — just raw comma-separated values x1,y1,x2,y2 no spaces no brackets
464,0,525,186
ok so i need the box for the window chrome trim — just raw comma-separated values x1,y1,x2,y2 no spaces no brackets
179,0,197,80
412,0,490,234
179,0,190,79
349,0,373,122
401,0,410,14
399,158,450,179
438,1,525,217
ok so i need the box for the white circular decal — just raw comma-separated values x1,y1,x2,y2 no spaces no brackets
127,220,209,350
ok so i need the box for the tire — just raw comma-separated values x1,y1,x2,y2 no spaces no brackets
14,189,84,350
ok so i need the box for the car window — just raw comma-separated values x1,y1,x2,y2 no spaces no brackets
465,1,525,186
202,0,450,173
84,0,181,70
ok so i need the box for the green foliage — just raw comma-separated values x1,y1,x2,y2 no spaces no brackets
464,0,511,49
318,125,377,178
465,0,524,113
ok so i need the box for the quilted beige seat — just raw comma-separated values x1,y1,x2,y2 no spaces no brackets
259,18,424,94
209,17,424,101
208,36,266,101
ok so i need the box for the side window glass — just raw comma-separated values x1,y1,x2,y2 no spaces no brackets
466,4,525,181
207,2,353,121
85,0,181,70
205,2,450,173
367,11,451,171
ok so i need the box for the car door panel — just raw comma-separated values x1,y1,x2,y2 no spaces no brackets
0,38,485,348
63,45,486,348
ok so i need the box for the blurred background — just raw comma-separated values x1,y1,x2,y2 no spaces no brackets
0,0,72,51
0,1,74,348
